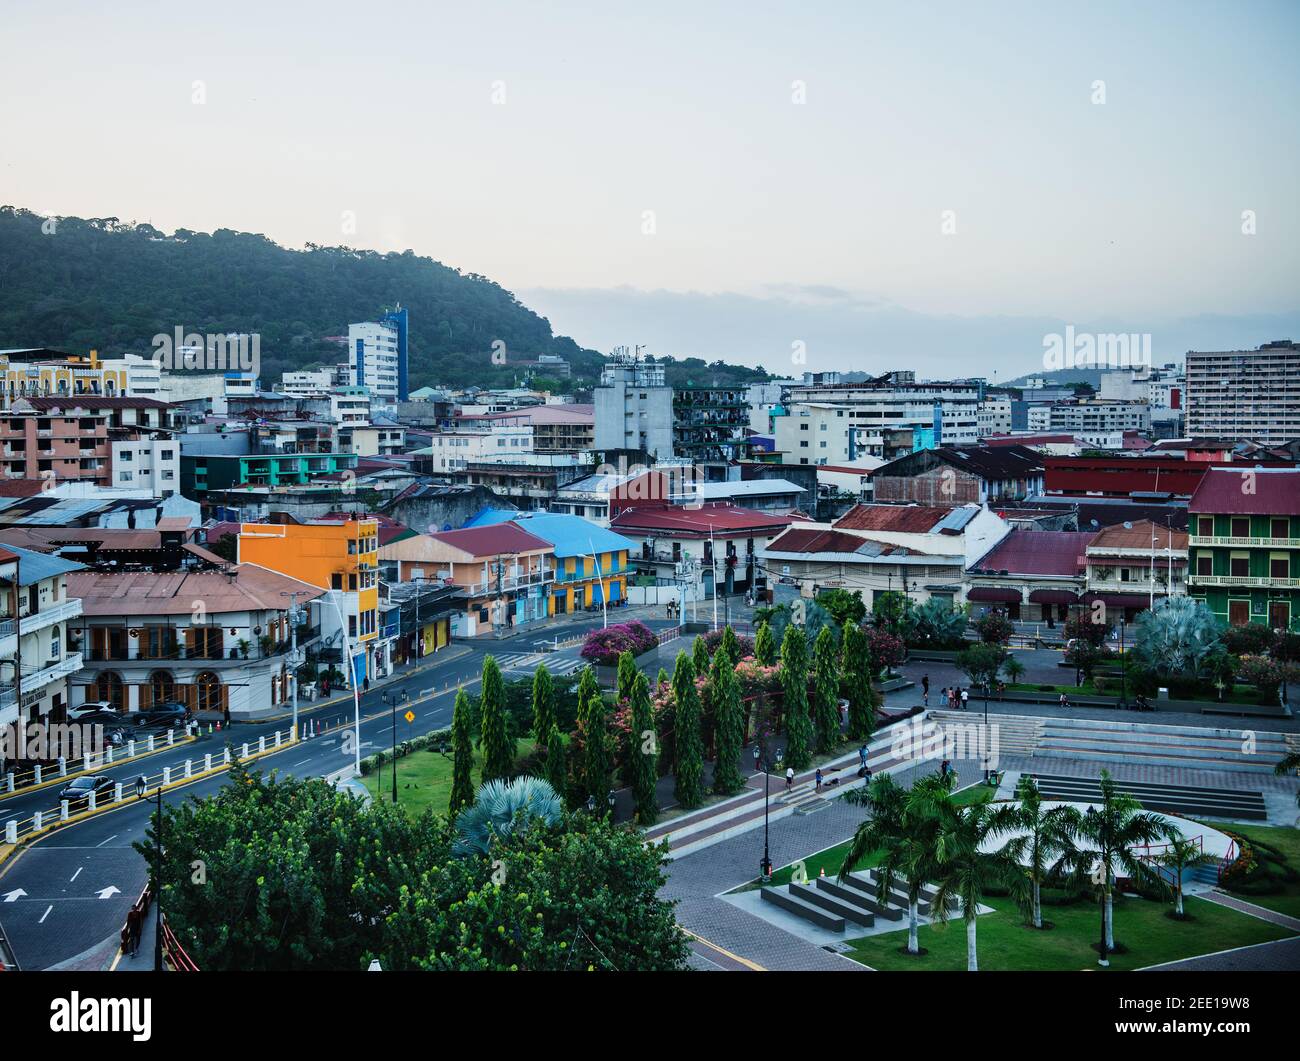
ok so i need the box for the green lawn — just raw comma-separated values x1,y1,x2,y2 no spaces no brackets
360,738,539,818
1214,821,1300,920
843,892,1295,971
729,785,994,893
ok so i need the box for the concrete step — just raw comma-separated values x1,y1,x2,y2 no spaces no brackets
794,798,831,816
1031,742,1281,775
760,884,845,931
1039,724,1288,757
861,869,937,915
795,880,875,927
1025,773,1268,821
816,874,903,921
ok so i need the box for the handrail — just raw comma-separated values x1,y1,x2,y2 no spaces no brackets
1218,838,1239,883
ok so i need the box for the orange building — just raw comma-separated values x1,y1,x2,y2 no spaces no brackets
237,519,380,685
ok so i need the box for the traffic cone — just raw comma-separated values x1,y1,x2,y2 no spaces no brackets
215,720,221,732
819,867,826,878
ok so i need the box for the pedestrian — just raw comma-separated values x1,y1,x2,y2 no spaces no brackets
125,906,141,957
940,758,950,780
363,676,370,695
815,767,823,792
785,765,794,792
960,687,969,710
922,674,930,706
858,743,868,768
948,688,957,710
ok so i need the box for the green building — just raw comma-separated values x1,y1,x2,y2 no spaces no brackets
1187,466,1300,631
181,452,360,495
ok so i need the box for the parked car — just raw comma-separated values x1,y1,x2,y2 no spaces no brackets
58,773,115,805
131,702,191,728
68,700,121,721
70,708,126,728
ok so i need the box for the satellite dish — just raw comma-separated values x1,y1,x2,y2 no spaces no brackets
1089,519,1099,529
1123,521,1133,529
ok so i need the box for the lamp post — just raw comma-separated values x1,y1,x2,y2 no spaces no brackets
606,789,616,819
381,690,406,804
754,743,772,881
279,590,302,742
1118,617,1128,709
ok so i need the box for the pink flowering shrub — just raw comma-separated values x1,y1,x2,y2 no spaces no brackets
579,620,659,666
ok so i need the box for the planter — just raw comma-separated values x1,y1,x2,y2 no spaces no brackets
905,649,963,663
878,676,914,693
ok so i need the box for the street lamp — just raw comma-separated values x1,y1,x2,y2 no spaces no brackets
606,789,616,818
754,743,772,881
1118,617,1128,709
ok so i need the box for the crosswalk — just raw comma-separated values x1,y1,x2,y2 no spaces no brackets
485,651,588,676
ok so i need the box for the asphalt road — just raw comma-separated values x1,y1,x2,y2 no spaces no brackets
0,616,674,971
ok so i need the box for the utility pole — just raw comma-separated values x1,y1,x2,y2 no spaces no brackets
495,555,504,639
281,590,300,740
709,527,718,631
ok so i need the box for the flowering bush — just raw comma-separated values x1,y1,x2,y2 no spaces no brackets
864,627,906,674
579,621,659,666
702,629,755,660
734,658,781,700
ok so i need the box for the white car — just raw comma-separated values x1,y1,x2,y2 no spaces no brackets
68,700,120,721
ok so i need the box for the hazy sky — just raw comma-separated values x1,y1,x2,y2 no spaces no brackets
3,0,1298,375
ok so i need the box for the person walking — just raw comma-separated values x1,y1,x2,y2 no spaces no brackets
363,676,370,695
960,687,970,710
921,674,930,706
815,767,823,792
785,765,795,792
858,743,869,769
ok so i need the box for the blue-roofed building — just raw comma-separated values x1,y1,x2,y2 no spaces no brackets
0,543,86,727
467,511,636,613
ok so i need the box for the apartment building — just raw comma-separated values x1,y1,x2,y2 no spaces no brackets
342,308,408,403
456,404,594,454
1185,341,1300,445
1026,399,1151,439
1083,520,1189,621
0,404,111,486
238,518,381,684
0,544,84,727
415,424,534,474
1187,466,1300,631
450,453,589,509
280,369,335,398
871,446,1044,506
0,348,133,407
673,386,752,463
593,353,674,458
181,451,359,494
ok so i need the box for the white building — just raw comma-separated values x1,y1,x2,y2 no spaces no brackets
977,397,1013,436
111,437,180,497
593,352,674,458
345,320,401,403
280,369,334,398
1185,341,1300,445
0,544,85,727
419,425,534,473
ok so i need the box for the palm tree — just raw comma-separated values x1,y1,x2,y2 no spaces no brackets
1274,751,1300,807
987,777,1077,929
929,800,1019,971
840,772,950,955
451,776,563,858
1060,770,1167,963
1151,827,1215,918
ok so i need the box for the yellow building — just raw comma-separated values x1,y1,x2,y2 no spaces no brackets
0,349,131,406
237,518,380,684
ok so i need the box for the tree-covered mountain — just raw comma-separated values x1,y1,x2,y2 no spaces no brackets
0,206,767,392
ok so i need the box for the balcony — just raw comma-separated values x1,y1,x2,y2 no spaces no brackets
1189,534,1300,549
0,652,84,705
1191,574,1300,589
18,597,83,636
461,568,554,596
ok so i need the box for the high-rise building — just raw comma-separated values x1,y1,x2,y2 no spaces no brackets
344,307,408,404
1185,341,1300,445
593,351,673,458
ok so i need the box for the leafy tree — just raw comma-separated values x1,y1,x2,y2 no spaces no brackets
575,665,599,731
616,650,638,704
545,725,567,803
816,588,866,628
710,649,745,795
531,663,555,742
1274,750,1300,808
671,652,704,809
719,625,741,669
479,656,513,784
812,626,840,755
909,598,969,649
1059,770,1167,959
449,688,475,815
1222,623,1275,657
1003,656,1026,685
692,634,711,677
781,624,812,770
864,626,906,677
841,622,878,741
627,672,659,824
930,799,1020,971
452,777,563,857
957,642,1009,692
973,610,1014,645
1064,611,1110,649
1129,597,1223,680
871,591,916,638
656,667,670,690
754,621,776,666
988,777,1077,929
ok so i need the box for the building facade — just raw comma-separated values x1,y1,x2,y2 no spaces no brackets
1185,341,1300,445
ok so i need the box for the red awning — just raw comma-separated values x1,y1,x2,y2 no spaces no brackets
1028,589,1079,605
967,587,1022,603
1082,592,1150,609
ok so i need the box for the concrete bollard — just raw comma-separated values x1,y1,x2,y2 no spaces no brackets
258,735,265,753
33,764,42,785
165,729,174,746
5,772,13,793
242,742,249,758
32,810,42,832
183,759,192,779
128,739,136,758
87,791,96,812
5,820,15,844
57,757,67,778
273,731,281,748
162,766,171,786
60,800,69,822
106,747,114,764
146,735,155,753
114,782,123,803
204,753,212,772
223,748,231,765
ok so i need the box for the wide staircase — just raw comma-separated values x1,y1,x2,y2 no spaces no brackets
777,779,832,816
760,869,939,934
1024,772,1267,821
926,710,1043,757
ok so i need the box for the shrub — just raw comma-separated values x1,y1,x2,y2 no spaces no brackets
702,628,754,661
1238,655,1284,701
579,621,659,666
1222,624,1275,657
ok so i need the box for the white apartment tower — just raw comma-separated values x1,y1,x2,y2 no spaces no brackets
1185,341,1300,445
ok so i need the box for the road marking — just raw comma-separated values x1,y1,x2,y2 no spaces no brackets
38,904,52,924
95,886,121,899
69,867,83,883
293,759,312,767
95,835,118,847
679,928,766,971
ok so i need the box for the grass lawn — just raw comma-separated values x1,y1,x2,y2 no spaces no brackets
842,892,1295,971
360,738,540,818
728,784,994,893
1213,821,1300,920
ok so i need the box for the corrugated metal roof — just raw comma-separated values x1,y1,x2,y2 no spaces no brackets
2,542,86,584
472,511,636,558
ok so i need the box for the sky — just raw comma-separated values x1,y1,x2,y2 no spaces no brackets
2,0,1298,377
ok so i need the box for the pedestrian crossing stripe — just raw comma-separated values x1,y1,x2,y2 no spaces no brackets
488,653,587,675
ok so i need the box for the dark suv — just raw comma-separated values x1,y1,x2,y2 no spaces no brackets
132,701,192,728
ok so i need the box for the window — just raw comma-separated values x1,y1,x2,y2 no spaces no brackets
1272,518,1291,539
1196,554,1213,576
348,616,357,637
1231,517,1250,537
1229,555,1249,578
331,573,343,589
1270,555,1289,579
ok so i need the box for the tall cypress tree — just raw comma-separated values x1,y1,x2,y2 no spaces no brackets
582,672,611,810
479,655,513,783
576,665,599,729
449,687,475,815
531,662,555,743
672,651,704,808
656,667,670,691
720,625,741,668
545,724,567,803
710,648,745,794
692,634,711,677
628,671,659,824
842,623,878,742
754,621,776,666
812,625,840,755
781,624,812,770
616,650,638,703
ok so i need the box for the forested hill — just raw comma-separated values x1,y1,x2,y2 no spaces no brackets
0,206,609,390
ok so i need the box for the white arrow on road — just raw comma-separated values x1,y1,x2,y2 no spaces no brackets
2,888,26,902
94,886,121,900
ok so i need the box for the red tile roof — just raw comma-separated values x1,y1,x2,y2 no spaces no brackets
1188,467,1300,516
764,528,900,555
1088,520,1187,551
834,504,961,534
970,530,1096,577
428,522,552,557
610,503,795,536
